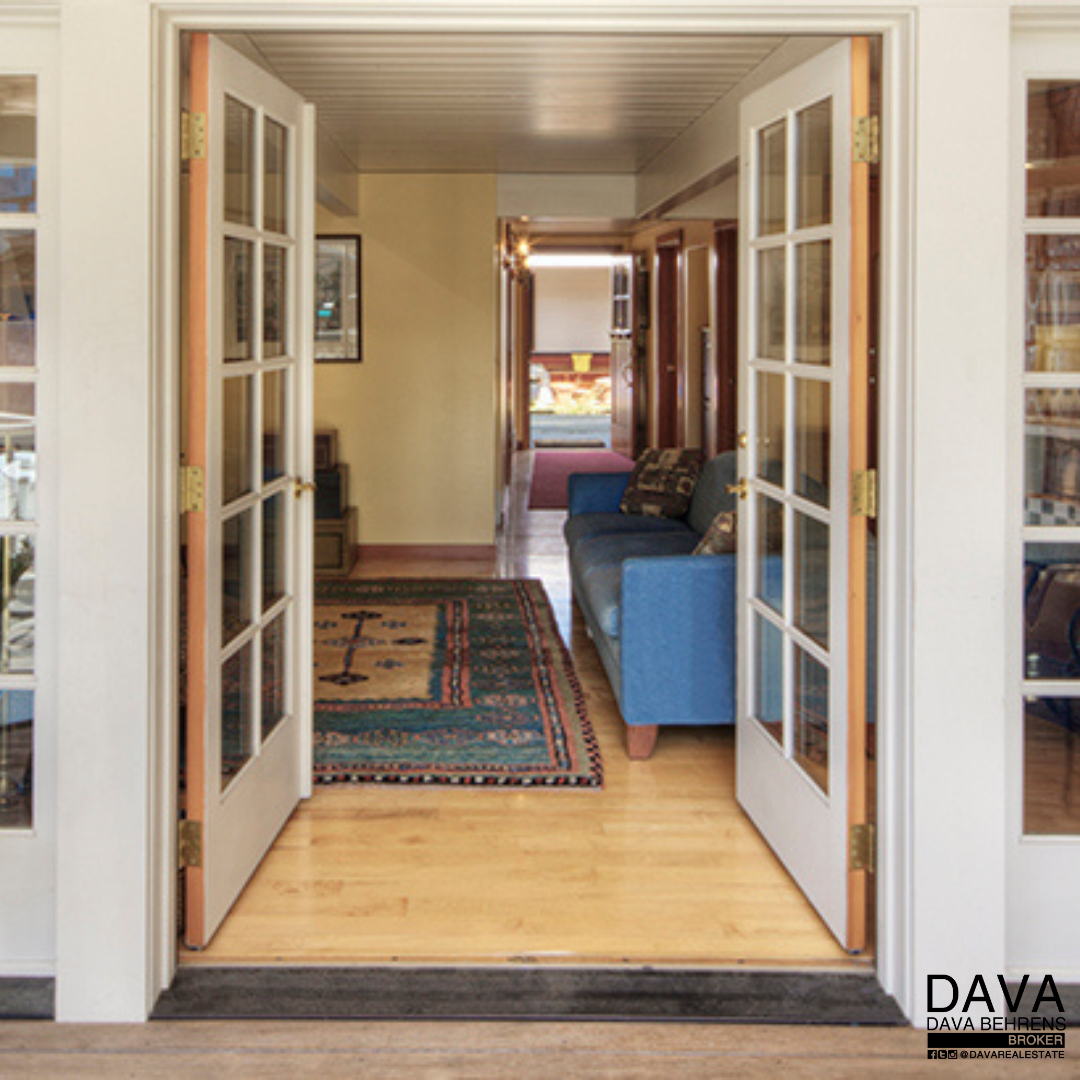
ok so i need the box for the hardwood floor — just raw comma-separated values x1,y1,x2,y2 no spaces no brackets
182,454,864,968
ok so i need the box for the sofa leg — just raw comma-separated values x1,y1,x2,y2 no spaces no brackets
626,724,659,761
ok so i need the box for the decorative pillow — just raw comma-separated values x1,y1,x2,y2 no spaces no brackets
619,448,704,518
693,510,737,555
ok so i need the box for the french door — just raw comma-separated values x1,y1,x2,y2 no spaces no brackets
735,38,873,950
183,33,315,948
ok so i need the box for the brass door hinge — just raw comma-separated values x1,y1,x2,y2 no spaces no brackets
849,822,876,872
178,819,203,869
180,465,205,514
851,468,877,520
181,111,207,161
853,115,879,165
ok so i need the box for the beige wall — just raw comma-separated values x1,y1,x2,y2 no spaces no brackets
315,173,498,546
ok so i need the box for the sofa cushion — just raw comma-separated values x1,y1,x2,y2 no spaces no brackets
574,529,701,581
564,511,691,552
687,451,739,535
693,510,738,555
619,448,704,518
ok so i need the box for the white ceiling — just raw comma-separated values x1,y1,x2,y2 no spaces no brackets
226,32,787,175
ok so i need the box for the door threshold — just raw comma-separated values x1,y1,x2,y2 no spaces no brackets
153,964,905,1024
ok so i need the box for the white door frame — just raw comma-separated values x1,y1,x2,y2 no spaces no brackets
139,1,921,1023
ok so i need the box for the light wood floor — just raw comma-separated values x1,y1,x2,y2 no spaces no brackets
183,455,866,968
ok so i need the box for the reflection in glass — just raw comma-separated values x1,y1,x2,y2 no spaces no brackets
1024,697,1080,834
222,376,252,503
755,372,785,486
755,613,784,746
795,513,829,649
224,96,255,226
222,512,252,646
263,246,287,359
264,118,288,234
221,643,253,791
0,77,36,213
262,369,286,481
758,120,787,237
796,241,831,364
1025,389,1080,519
1024,543,1080,680
1027,81,1080,217
757,248,785,361
0,382,34,521
1026,235,1080,374
797,98,832,229
0,688,33,828
262,614,287,742
263,492,286,612
755,494,784,612
0,534,33,675
795,647,829,793
224,239,253,362
795,378,830,507
0,231,35,366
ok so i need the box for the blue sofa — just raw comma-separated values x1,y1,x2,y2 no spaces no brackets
564,452,740,760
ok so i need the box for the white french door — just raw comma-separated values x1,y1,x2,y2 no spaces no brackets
736,38,872,950
183,34,315,948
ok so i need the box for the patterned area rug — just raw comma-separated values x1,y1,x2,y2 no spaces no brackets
313,578,602,787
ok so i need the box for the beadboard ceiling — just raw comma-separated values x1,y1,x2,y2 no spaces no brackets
223,32,787,175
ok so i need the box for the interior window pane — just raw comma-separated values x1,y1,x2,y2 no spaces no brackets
795,512,829,649
0,533,33,675
0,688,34,828
222,376,252,503
755,494,784,612
1026,235,1080,373
222,511,252,647
754,612,784,747
794,647,829,794
1024,388,1080,521
221,642,253,791
264,118,287,234
263,246,286,360
224,96,255,227
262,369,286,481
0,231,35,366
1027,81,1080,217
261,613,287,742
0,77,36,214
796,98,832,229
795,378,830,507
263,492,286,612
756,248,785,361
757,119,787,237
1024,543,1080,680
755,372,784,486
224,239,253,363
0,382,34,521
1024,697,1080,834
795,241,831,365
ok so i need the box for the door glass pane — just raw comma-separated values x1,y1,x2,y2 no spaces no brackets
1025,389,1080,520
795,241,831,365
221,642,253,791
757,119,787,237
0,534,33,674
264,118,288,234
794,647,829,794
1027,81,1080,218
1024,543,1080,680
263,246,286,359
222,376,252,503
755,372,785,485
1024,696,1080,834
797,98,832,229
0,689,34,828
755,494,784,612
0,231,35,366
263,492,286,612
795,378,830,507
262,369,286,481
224,238,253,363
222,511,252,646
795,512,829,649
754,613,784,746
0,383,34,521
224,95,255,227
756,248,786,361
0,77,36,213
1025,235,1080,373
262,613,287,742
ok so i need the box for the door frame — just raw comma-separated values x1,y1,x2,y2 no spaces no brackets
145,4,917,1022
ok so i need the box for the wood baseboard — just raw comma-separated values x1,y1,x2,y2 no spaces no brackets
357,544,497,562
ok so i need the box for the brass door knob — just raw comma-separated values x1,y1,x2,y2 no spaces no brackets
726,478,749,500
293,478,317,498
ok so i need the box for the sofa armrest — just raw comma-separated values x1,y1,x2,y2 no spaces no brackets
567,471,632,516
619,555,737,726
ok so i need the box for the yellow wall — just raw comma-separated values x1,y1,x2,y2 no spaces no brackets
315,173,499,546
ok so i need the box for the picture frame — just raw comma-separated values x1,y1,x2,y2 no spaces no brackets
315,234,362,362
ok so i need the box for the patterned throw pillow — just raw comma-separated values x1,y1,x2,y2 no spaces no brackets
693,510,737,555
619,448,704,518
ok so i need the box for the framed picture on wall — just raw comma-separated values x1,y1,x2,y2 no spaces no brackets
315,234,362,362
